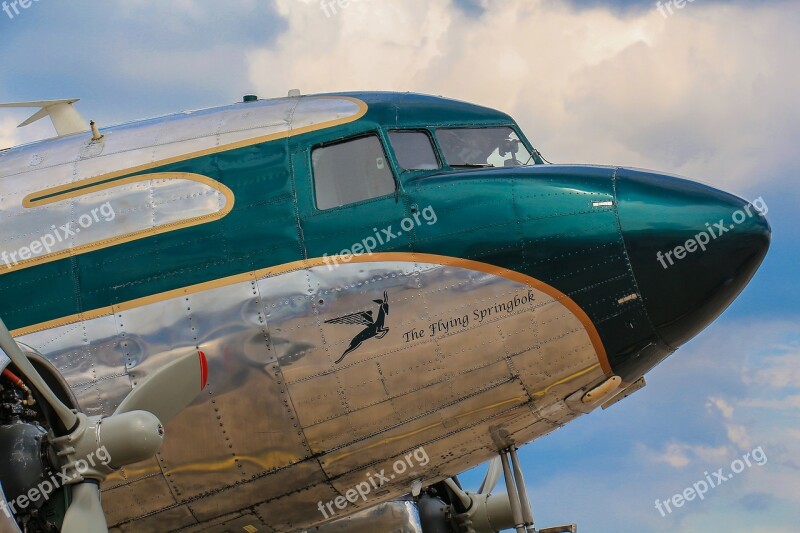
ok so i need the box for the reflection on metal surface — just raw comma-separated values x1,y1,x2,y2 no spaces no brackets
10,253,610,374
18,256,604,531
307,500,423,533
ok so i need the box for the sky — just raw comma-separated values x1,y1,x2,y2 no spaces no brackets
1,1,798,531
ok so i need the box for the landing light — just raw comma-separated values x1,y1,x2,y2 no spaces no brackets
582,375,623,404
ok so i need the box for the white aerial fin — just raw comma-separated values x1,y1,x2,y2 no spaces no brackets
0,99,89,137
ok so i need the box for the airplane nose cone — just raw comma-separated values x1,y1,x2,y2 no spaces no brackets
615,168,771,349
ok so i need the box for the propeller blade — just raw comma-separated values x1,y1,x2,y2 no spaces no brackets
57,351,206,533
0,317,77,431
61,482,108,533
114,349,208,424
478,456,503,495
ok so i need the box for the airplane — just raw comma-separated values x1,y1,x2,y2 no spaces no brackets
0,92,770,533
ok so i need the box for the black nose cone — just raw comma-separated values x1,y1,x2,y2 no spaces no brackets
615,168,771,349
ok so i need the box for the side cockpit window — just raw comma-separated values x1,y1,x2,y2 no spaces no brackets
388,130,440,171
312,135,396,210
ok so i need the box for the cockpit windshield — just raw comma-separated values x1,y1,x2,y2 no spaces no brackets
436,127,535,168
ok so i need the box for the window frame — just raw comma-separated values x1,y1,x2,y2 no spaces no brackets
386,128,443,173
310,131,399,212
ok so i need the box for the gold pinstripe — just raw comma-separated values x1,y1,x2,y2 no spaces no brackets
2,173,234,275
12,253,611,375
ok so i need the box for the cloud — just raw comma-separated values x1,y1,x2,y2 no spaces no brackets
742,395,800,411
0,118,18,150
0,1,286,127
707,396,735,420
0,104,78,149
247,0,800,196
645,441,692,468
707,396,753,451
639,441,731,468
748,352,800,390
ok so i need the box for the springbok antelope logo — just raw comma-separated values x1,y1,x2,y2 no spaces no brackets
325,291,390,364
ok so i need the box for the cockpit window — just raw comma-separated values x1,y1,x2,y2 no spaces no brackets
436,127,535,168
388,130,440,171
312,135,396,210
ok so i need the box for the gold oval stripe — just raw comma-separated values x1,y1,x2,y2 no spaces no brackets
11,253,611,375
2,173,234,275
